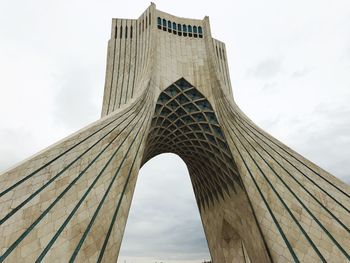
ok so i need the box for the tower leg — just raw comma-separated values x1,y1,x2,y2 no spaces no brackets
0,92,152,262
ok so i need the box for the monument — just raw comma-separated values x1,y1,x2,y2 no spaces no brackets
0,4,349,262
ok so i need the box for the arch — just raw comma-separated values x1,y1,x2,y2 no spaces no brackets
141,78,271,262
120,153,210,260
143,78,242,209
221,219,251,263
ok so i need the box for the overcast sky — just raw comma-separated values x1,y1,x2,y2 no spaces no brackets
0,0,349,262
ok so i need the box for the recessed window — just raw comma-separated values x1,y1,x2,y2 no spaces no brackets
155,17,202,39
157,17,161,29
183,24,187,36
177,23,182,36
115,25,118,39
146,17,148,29
125,26,128,39
162,19,166,31
172,22,177,34
130,26,133,39
120,26,123,39
149,13,151,25
168,20,172,32
198,26,203,34
198,26,203,38
188,25,192,37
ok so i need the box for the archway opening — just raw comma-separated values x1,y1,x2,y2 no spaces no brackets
118,153,211,263
142,78,242,210
119,78,263,262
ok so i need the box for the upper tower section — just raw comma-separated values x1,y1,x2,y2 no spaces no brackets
101,3,232,117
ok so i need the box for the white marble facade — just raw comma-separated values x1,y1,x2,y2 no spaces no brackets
0,3,349,263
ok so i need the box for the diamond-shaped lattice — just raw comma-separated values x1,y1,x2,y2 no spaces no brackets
143,78,242,210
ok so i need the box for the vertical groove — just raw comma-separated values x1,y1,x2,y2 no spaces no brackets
131,20,138,97
111,22,123,112
118,22,128,108
124,22,133,104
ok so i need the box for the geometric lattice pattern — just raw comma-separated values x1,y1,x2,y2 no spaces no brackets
143,78,242,210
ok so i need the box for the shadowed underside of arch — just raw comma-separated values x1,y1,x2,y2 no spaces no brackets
143,78,242,210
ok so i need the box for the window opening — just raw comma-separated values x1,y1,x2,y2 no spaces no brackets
183,24,187,36
168,20,172,33
157,17,161,29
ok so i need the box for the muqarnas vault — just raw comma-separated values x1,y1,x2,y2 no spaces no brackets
0,3,349,263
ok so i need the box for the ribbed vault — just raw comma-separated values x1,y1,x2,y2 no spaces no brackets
143,78,242,210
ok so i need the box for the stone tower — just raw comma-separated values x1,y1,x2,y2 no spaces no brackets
0,4,349,263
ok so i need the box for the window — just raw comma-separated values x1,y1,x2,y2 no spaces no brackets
188,25,192,37
168,20,172,32
155,18,201,39
130,26,133,39
149,13,151,25
198,26,203,38
125,26,128,39
162,19,166,31
142,20,144,32
157,17,161,29
120,26,123,39
177,23,182,36
115,25,118,39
